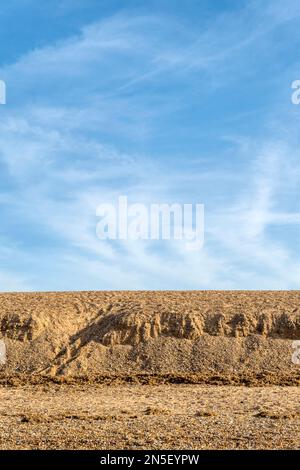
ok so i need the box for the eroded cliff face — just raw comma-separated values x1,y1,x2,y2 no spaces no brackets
0,291,299,383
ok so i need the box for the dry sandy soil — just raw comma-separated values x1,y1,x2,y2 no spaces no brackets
0,291,299,449
1,384,300,450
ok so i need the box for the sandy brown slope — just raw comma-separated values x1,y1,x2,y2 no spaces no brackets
0,291,300,383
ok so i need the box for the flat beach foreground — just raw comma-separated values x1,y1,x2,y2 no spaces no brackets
0,291,299,449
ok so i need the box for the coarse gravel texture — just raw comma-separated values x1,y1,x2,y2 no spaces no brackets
0,291,299,449
0,384,299,450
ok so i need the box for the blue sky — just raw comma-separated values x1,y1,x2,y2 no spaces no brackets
1,0,300,290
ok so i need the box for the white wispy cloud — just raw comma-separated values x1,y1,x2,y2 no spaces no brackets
1,1,300,289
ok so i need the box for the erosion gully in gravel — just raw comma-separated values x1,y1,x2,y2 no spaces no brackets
0,291,299,449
